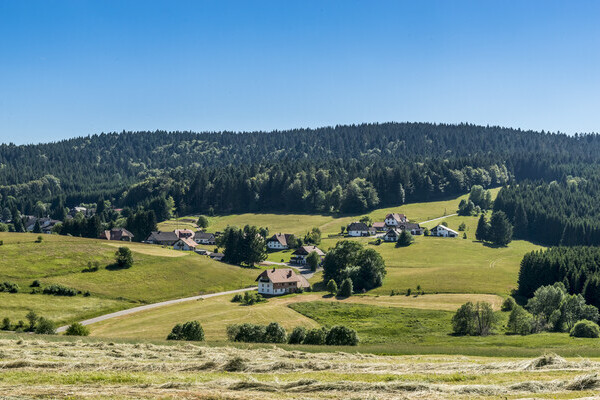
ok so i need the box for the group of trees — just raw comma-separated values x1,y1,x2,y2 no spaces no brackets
218,225,267,266
323,241,386,294
475,211,513,246
452,301,497,336
227,322,359,346
517,247,600,308
167,320,205,341
458,185,493,216
506,283,600,337
0,311,56,335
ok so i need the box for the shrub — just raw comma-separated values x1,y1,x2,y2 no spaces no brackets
240,291,265,305
231,294,243,303
35,317,56,334
223,356,246,372
288,326,307,344
264,322,287,343
452,302,477,335
395,230,413,247
114,247,133,269
25,311,38,331
227,323,267,343
570,319,600,338
458,222,466,231
82,261,100,273
325,325,359,346
338,278,353,297
42,284,77,296
197,215,209,229
1,317,11,330
36,235,43,243
65,322,90,336
30,280,41,287
167,321,205,341
0,281,19,293
507,305,534,335
327,279,338,295
303,328,327,345
501,297,517,312
406,288,412,296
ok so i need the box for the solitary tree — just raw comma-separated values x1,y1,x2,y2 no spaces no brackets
475,214,489,242
25,310,38,332
396,230,413,247
306,251,320,272
338,278,353,297
115,247,134,269
197,215,209,229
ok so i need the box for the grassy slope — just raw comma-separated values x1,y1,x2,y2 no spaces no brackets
0,233,258,323
90,292,503,341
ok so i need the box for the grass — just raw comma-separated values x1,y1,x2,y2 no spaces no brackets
0,233,258,323
89,292,503,341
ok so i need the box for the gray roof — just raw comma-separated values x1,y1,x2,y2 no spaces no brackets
194,231,215,240
145,231,179,242
347,222,369,231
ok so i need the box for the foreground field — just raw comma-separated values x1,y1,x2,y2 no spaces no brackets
0,335,599,399
0,233,258,323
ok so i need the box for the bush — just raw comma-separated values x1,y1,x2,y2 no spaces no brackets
501,296,517,312
231,294,243,302
327,279,338,295
288,326,307,344
458,222,466,231
82,261,100,273
395,230,413,247
240,291,265,305
264,322,287,343
303,328,327,345
570,319,600,338
0,281,19,293
325,325,359,346
115,247,133,269
197,215,209,229
338,278,353,297
507,305,534,335
30,280,41,287
452,302,497,336
166,321,205,341
65,322,90,336
1,317,11,330
42,284,77,296
227,323,267,343
36,235,43,243
35,317,56,334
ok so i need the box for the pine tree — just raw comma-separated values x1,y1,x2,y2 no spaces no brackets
489,211,513,246
475,214,489,242
513,202,528,239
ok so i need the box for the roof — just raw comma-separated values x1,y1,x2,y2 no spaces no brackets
385,213,406,221
194,231,215,240
292,245,325,256
210,252,224,258
101,228,134,240
347,222,369,231
398,222,421,230
175,237,197,248
256,268,309,287
372,222,386,228
145,231,179,242
434,225,459,235
267,233,293,246
385,228,400,236
175,229,194,238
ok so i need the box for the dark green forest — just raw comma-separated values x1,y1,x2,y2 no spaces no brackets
2,122,600,243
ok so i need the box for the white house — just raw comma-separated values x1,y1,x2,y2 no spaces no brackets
266,233,293,250
194,231,216,245
290,245,325,265
347,222,371,237
173,237,198,251
430,224,459,238
397,222,424,236
384,213,407,227
383,228,401,242
256,268,310,295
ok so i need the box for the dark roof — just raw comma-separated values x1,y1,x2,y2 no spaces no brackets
194,231,215,240
267,233,293,246
292,245,325,256
100,228,134,241
347,222,369,231
398,223,421,230
145,231,179,242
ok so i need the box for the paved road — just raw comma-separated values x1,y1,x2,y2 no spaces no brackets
56,286,257,333
419,213,457,224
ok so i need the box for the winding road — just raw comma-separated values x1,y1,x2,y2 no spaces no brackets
56,286,257,333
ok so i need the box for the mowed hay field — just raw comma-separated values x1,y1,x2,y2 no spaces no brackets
0,233,258,323
2,336,600,399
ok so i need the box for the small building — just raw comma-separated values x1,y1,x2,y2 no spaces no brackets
384,213,408,227
347,222,371,237
372,222,387,232
256,268,310,295
144,231,179,246
209,252,224,261
173,237,197,251
383,228,401,242
430,224,459,238
194,231,216,245
99,228,134,241
175,229,194,239
397,222,423,236
290,245,325,265
266,233,294,250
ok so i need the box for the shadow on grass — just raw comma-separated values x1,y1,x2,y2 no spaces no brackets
105,263,131,271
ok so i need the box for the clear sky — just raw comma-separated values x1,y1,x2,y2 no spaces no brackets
1,0,599,144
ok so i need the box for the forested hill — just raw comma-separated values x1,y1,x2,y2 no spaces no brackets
2,122,600,219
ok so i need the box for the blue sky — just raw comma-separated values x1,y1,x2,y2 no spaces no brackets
1,0,599,144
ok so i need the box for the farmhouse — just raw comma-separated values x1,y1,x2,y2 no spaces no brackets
384,213,407,227
99,228,134,241
383,228,401,242
144,231,179,246
290,245,325,265
397,222,423,235
372,222,387,232
173,237,197,251
175,229,194,239
266,233,294,250
256,268,310,295
347,222,372,237
194,231,216,245
431,224,459,237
